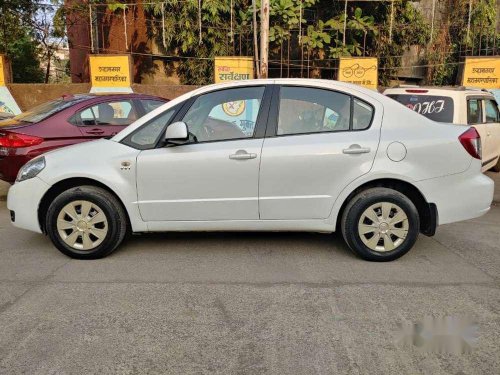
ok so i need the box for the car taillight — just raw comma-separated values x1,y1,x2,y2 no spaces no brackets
459,128,481,160
0,133,44,148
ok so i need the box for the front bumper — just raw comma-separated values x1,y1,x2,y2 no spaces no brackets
7,177,50,233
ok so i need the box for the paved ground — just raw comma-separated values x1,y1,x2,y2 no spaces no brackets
0,181,8,201
0,175,499,374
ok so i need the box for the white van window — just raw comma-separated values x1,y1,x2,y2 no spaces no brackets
387,94,454,123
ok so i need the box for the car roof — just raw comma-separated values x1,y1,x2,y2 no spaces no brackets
384,86,494,97
59,93,168,101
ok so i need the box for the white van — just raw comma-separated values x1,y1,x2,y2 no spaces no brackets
384,87,500,172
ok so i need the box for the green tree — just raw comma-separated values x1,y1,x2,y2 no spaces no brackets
0,0,44,83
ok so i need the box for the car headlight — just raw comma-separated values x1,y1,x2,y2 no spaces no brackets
16,157,46,183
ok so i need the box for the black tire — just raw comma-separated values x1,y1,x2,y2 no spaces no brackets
490,157,500,172
341,187,420,262
46,185,128,259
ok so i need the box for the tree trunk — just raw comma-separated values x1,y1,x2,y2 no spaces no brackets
45,51,52,83
260,0,270,78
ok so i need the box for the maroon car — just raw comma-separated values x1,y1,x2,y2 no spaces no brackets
0,93,168,183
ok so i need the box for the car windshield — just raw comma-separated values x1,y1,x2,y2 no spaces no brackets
387,94,454,123
12,96,90,123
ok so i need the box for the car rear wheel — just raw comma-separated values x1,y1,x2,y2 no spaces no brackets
341,187,420,261
46,186,128,259
490,156,500,172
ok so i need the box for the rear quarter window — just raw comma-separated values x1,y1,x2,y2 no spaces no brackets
387,94,454,123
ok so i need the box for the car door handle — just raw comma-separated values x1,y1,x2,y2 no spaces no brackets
229,150,257,160
86,129,105,135
343,145,371,154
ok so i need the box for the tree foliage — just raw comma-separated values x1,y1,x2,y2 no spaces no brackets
0,0,45,82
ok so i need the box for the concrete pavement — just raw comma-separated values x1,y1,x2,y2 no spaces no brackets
0,176,499,374
0,181,8,201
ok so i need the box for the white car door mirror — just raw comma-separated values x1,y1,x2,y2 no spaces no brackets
165,121,188,144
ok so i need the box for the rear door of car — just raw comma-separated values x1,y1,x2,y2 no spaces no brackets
466,96,493,168
70,99,140,139
258,84,382,220
483,98,500,167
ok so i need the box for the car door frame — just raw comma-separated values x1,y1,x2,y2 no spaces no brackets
466,95,494,169
258,83,381,221
483,97,500,168
134,83,275,223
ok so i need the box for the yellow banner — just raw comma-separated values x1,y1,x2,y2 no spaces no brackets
0,55,6,86
338,57,378,90
462,57,500,89
89,55,132,88
214,57,254,83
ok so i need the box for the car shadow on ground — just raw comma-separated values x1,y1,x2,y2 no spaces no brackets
118,230,356,259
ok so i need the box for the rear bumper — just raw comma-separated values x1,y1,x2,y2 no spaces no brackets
7,177,50,233
417,161,494,225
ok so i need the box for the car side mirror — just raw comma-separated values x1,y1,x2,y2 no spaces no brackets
165,121,188,145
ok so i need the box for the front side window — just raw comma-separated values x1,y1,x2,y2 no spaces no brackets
467,99,482,124
485,99,499,123
277,87,367,135
125,108,176,149
75,100,138,126
181,86,265,143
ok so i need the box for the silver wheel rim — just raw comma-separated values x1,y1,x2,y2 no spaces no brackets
56,200,108,251
358,202,409,252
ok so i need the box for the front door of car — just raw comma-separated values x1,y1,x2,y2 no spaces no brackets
136,85,271,221
259,85,381,220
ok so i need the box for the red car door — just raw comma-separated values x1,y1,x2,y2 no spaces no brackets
75,99,140,139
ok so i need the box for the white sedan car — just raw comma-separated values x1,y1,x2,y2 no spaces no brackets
7,79,494,261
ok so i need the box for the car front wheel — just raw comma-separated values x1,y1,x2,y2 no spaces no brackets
341,187,420,261
46,186,128,259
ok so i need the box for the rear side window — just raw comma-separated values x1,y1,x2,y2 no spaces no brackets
467,99,482,124
277,86,373,136
353,98,373,130
387,94,454,122
485,99,499,123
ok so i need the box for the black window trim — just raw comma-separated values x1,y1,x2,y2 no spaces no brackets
265,84,375,138
68,98,140,127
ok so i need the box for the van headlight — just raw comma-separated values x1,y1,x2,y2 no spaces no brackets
16,157,46,183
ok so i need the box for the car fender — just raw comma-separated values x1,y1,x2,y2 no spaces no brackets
36,139,147,232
